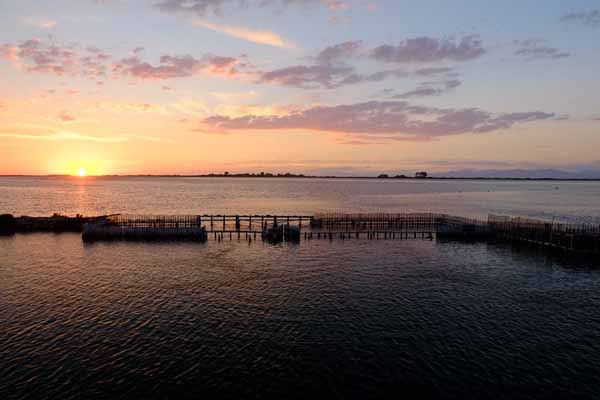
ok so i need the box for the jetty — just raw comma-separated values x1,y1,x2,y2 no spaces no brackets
1,212,599,256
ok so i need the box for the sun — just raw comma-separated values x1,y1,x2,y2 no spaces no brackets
76,168,87,177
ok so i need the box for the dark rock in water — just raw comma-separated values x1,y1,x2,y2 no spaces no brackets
262,223,284,243
263,223,301,243
0,214,16,235
285,225,301,242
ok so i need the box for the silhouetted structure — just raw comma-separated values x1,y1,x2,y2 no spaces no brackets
2,212,599,255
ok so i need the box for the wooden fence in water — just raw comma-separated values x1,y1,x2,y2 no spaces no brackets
311,213,438,230
489,214,600,254
78,213,600,253
106,214,312,232
311,213,490,234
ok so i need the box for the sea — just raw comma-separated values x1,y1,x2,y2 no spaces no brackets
1,176,600,399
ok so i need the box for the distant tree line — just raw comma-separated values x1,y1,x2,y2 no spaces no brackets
208,172,307,178
377,171,428,179
208,171,430,179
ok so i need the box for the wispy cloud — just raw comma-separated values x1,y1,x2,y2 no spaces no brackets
514,40,570,60
0,125,170,143
393,79,461,99
193,20,296,49
155,0,348,16
371,36,485,64
0,131,128,143
20,17,58,29
561,10,600,27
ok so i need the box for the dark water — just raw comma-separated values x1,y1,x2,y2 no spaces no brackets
2,233,600,399
2,177,600,398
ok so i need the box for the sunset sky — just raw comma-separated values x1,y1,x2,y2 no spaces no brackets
1,0,599,176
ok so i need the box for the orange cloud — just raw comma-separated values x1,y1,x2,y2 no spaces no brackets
20,17,58,29
193,20,296,49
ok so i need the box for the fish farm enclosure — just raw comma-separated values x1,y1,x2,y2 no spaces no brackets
1,212,599,256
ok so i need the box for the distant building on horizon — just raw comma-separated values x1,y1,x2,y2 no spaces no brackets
415,171,428,179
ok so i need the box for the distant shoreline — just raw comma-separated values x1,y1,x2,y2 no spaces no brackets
1,174,600,181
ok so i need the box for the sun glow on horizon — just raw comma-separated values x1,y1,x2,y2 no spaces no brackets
76,168,87,177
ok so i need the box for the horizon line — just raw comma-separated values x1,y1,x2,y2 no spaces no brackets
1,174,599,181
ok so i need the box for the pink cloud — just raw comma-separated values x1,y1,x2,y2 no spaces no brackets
0,45,18,61
1,39,108,78
113,54,242,80
58,111,76,122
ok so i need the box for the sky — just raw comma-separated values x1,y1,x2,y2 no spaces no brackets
0,0,599,176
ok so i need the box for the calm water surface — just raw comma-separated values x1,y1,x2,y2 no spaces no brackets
1,177,600,399
1,176,600,222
